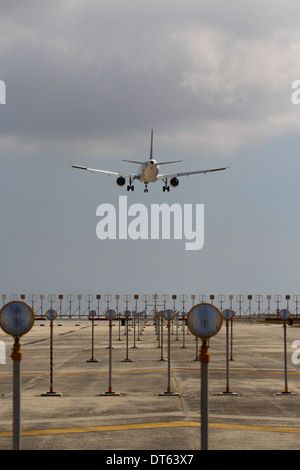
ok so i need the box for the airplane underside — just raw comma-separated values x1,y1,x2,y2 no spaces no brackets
128,166,161,192
126,177,171,193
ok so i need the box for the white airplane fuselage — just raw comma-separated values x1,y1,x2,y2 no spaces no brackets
139,160,160,183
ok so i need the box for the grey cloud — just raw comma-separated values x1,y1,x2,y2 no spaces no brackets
1,0,300,159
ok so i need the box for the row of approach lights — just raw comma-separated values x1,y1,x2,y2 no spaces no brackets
0,301,291,340
0,301,225,340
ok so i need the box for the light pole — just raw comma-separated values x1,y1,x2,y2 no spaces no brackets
277,309,295,395
87,310,98,362
217,309,238,396
122,310,133,362
187,303,223,450
41,309,62,397
0,301,35,450
101,309,120,396
159,310,178,396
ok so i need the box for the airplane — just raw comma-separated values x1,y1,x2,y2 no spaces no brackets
71,130,228,193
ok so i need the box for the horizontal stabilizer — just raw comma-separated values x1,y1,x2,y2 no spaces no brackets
122,159,182,165
122,160,146,165
157,160,182,165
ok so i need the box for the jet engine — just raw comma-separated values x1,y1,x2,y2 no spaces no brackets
116,176,126,186
170,177,179,187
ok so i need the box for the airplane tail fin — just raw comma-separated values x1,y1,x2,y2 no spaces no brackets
122,130,181,165
150,128,153,159
122,129,154,164
150,129,181,164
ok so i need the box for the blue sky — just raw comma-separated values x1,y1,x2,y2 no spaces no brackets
1,1,300,307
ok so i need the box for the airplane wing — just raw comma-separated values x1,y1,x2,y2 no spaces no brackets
156,166,228,179
71,165,138,178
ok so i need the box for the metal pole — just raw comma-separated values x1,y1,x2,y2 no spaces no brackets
116,296,121,341
12,336,22,450
192,297,199,361
267,296,271,316
101,317,120,396
200,339,209,450
284,321,288,393
159,316,165,361
118,313,121,341
159,318,179,396
49,320,54,393
40,295,44,316
230,317,234,361
91,318,95,359
132,314,137,348
78,295,81,318
59,296,63,318
182,314,186,348
167,321,171,392
122,317,133,362
41,319,61,396
226,320,230,392
117,313,122,341
137,313,141,341
217,314,237,397
126,318,129,359
108,320,112,393
276,316,295,396
87,317,98,362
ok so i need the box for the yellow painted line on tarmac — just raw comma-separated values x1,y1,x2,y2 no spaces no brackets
209,422,300,434
211,369,300,375
0,421,198,437
55,368,168,376
0,421,300,438
175,369,300,375
0,367,300,379
0,369,172,379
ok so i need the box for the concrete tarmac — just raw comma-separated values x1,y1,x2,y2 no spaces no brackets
0,317,299,451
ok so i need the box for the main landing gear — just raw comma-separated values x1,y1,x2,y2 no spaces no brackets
127,178,134,191
162,179,170,192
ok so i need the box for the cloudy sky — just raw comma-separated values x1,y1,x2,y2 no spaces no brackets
1,0,300,310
